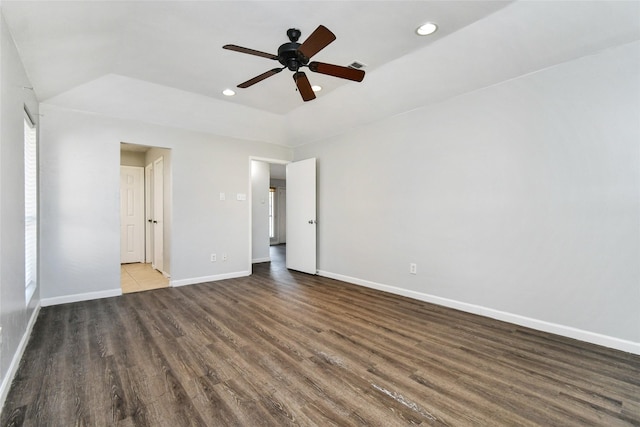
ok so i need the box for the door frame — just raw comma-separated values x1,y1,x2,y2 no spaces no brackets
120,143,172,287
248,156,290,270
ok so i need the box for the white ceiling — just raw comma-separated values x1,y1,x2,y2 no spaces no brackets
3,1,639,147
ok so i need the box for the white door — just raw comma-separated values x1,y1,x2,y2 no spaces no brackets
152,157,164,273
144,163,153,263
286,158,316,274
120,166,144,263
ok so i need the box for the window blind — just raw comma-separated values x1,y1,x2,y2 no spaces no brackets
24,112,37,303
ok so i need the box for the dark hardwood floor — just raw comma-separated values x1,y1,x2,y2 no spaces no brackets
2,245,639,426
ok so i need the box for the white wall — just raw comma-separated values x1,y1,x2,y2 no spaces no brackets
251,160,270,263
270,178,286,188
120,150,145,167
295,42,640,352
39,104,291,302
0,11,40,402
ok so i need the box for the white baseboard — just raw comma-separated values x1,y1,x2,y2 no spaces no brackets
252,257,271,264
0,302,41,409
317,270,640,356
40,288,122,307
171,271,250,287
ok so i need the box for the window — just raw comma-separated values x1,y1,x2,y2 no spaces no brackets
24,109,37,304
269,187,276,239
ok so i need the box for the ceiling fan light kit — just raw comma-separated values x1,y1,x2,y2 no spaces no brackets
223,25,365,102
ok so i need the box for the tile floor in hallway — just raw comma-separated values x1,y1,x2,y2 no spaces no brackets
121,262,169,293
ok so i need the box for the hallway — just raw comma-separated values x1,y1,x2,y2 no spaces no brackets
268,244,286,271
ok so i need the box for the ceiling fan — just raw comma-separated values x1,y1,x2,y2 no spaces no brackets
223,25,365,102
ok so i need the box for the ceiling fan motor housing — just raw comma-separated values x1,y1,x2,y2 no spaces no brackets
278,42,308,71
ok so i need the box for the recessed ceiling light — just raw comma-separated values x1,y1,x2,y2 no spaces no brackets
312,85,322,92
222,88,236,96
416,22,438,36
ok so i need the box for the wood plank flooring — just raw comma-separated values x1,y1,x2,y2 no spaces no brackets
3,247,640,426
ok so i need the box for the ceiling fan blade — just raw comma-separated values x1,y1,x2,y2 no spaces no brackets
237,68,283,88
309,62,365,82
297,25,336,60
223,44,278,60
293,71,316,102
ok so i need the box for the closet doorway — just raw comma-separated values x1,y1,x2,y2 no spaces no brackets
120,143,172,293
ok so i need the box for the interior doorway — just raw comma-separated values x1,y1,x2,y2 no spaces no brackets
251,159,287,269
250,158,318,274
120,143,172,293
269,164,287,245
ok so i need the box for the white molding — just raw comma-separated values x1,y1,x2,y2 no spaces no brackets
249,157,290,166
317,270,640,356
0,303,41,409
40,288,122,307
252,257,271,264
171,271,250,287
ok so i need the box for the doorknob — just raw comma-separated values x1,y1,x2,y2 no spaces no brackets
153,220,158,224
308,220,316,224
148,219,153,223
